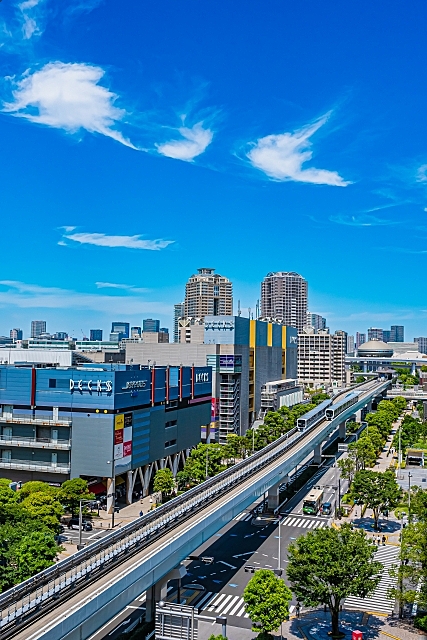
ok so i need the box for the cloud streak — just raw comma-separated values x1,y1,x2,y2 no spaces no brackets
3,62,136,148
62,231,174,251
329,214,399,226
0,281,169,314
246,113,350,186
18,0,45,39
95,282,148,293
156,122,213,162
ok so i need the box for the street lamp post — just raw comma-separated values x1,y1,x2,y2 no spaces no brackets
205,447,209,480
78,499,93,549
408,472,412,523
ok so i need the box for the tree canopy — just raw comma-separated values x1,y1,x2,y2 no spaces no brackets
351,470,401,529
287,524,381,637
243,569,292,634
58,478,94,516
153,468,175,502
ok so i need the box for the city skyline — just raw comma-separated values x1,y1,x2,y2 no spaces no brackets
1,3,427,337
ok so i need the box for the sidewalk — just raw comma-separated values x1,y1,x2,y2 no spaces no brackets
333,414,405,545
198,610,426,640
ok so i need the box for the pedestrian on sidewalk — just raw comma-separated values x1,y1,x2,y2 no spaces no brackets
296,602,301,618
382,535,386,545
139,510,143,517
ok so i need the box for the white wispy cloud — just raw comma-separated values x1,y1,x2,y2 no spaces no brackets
17,0,45,39
246,113,350,186
0,280,169,314
329,214,399,226
3,62,136,148
417,164,427,183
156,122,213,162
62,231,174,251
95,282,148,293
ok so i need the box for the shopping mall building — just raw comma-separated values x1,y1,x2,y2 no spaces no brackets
0,363,211,502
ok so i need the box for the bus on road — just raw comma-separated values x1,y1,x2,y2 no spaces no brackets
302,488,324,515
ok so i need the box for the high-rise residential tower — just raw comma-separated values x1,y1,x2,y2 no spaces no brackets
367,327,383,342
184,268,233,320
31,320,46,338
261,271,308,331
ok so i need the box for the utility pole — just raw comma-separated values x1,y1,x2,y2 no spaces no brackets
206,447,209,480
408,472,412,522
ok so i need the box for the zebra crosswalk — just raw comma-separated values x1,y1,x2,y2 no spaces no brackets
345,546,399,615
198,592,249,618
233,512,253,522
280,515,327,529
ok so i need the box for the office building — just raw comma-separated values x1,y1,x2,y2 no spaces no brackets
90,329,103,341
10,329,23,342
0,363,211,502
356,333,366,348
346,335,355,355
178,318,205,344
415,337,427,355
52,332,68,341
111,322,130,341
143,319,160,333
306,312,326,331
174,303,185,343
125,316,298,444
261,272,308,332
131,327,141,338
391,325,404,342
298,327,347,388
184,268,233,320
368,328,383,341
31,320,46,338
382,330,391,343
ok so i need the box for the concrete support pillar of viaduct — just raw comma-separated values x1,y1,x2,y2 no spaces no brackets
339,421,346,440
145,564,187,623
313,443,322,465
355,409,362,422
267,476,289,511
106,476,115,515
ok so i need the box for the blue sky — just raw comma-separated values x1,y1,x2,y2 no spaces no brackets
1,1,426,340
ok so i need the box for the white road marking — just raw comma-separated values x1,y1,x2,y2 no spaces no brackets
218,561,237,569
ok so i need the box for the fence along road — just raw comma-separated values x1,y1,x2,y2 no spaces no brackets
0,378,389,640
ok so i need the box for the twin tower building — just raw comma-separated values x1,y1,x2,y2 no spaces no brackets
127,270,307,444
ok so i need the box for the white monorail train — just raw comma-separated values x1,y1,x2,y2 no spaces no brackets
325,392,359,420
296,398,333,431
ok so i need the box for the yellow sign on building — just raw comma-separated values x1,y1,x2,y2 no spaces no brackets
114,414,124,430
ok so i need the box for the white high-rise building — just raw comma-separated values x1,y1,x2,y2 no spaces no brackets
261,271,308,332
297,327,347,388
184,268,233,321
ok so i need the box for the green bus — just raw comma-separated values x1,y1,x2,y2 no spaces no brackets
302,488,324,515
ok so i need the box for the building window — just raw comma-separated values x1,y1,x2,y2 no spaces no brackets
49,379,56,388
165,439,177,448
165,420,177,428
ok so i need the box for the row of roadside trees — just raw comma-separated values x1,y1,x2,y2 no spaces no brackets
153,393,331,498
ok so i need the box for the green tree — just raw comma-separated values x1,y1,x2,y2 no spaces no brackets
392,396,407,413
389,520,427,615
208,635,227,640
348,436,377,470
225,434,249,460
351,470,401,530
337,455,357,485
58,478,94,516
153,468,175,503
355,375,366,384
0,521,59,591
364,425,384,454
181,443,227,485
21,492,63,531
287,524,381,637
19,480,58,501
243,569,292,635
